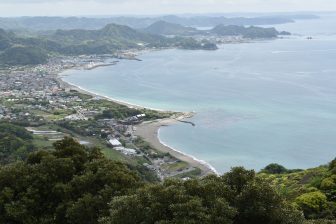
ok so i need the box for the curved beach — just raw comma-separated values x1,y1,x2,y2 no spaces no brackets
135,116,218,176
57,74,216,176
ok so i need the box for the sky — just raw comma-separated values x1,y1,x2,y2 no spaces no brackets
0,0,336,17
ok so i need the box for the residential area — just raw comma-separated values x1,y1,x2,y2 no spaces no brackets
0,56,201,179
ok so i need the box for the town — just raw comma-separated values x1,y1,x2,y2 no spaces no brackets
0,55,202,180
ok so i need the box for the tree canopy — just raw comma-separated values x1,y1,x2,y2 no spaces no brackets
0,136,335,223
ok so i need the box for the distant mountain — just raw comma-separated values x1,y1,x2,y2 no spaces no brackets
0,14,318,30
143,22,290,39
0,23,217,65
143,21,199,36
0,29,13,51
0,45,48,66
0,28,52,65
210,25,283,39
50,23,167,54
50,23,216,54
159,15,295,27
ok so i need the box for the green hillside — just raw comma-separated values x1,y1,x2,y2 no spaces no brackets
144,20,199,36
211,25,285,38
0,131,334,223
0,122,36,164
260,160,336,220
0,23,218,65
0,45,48,66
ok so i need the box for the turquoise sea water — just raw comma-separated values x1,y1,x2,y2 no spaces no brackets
63,14,336,173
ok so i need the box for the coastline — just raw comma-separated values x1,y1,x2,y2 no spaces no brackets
135,116,218,176
57,75,163,111
56,68,218,176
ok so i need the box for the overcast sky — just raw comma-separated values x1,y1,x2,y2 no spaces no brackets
1,0,336,17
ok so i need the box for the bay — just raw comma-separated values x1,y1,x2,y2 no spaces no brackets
63,14,336,173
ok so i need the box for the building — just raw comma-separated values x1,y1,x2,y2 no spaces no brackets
109,138,122,147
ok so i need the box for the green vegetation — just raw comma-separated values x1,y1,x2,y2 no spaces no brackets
144,20,199,36
143,21,289,40
0,15,303,30
100,167,303,224
0,135,335,223
0,23,217,66
0,20,285,66
0,138,307,224
211,25,285,39
0,45,48,66
260,159,336,221
261,163,303,174
0,122,35,164
0,138,141,224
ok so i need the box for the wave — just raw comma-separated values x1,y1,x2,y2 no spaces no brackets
157,128,220,175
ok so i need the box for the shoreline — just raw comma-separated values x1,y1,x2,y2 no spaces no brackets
58,76,166,111
56,67,218,176
157,128,219,175
135,116,218,176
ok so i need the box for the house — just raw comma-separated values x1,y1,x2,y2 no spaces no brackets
109,138,122,147
114,147,137,156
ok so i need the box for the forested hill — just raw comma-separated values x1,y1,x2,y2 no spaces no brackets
0,15,310,30
0,134,335,223
143,20,200,36
143,21,290,38
0,24,217,66
0,14,321,30
211,25,291,38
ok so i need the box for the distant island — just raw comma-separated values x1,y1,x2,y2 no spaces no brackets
0,14,319,30
144,20,291,39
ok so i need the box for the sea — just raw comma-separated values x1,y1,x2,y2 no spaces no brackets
62,13,336,173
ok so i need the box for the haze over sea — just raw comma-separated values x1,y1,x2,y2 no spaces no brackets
63,13,336,173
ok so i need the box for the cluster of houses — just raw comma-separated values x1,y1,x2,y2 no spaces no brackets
0,55,196,179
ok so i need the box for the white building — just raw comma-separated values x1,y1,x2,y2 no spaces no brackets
109,138,122,147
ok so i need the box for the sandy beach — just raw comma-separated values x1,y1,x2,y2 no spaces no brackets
57,71,216,176
135,114,217,176
57,75,150,110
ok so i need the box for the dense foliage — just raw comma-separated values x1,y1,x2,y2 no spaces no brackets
143,21,289,39
100,167,304,224
0,45,48,65
0,138,306,224
0,138,141,224
0,22,218,66
211,25,283,38
260,159,336,220
144,20,199,36
0,122,35,164
0,135,334,223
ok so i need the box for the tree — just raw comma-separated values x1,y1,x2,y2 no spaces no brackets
296,191,329,219
0,138,141,224
102,179,236,224
329,159,336,174
101,167,304,224
0,122,35,164
262,163,288,174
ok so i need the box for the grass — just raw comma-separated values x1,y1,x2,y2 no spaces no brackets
31,109,72,121
32,136,54,150
162,161,189,172
173,168,202,179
